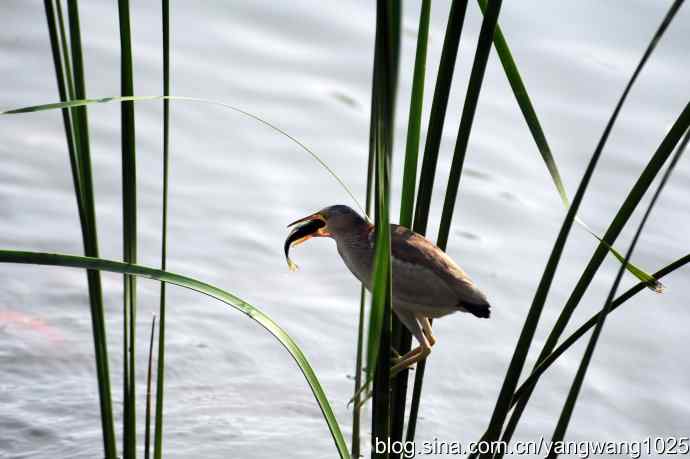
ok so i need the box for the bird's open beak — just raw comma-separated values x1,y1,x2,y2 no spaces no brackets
284,212,331,271
286,213,331,238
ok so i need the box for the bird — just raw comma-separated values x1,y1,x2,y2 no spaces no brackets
285,204,491,376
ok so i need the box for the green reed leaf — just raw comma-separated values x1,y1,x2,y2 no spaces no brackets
412,0,469,236
0,250,351,459
492,4,688,447
513,253,690,406
1,95,366,221
47,2,117,457
408,0,500,444
144,315,156,459
154,0,170,457
116,2,138,456
406,1,470,443
391,0,431,448
477,0,662,290
367,2,400,456
398,0,430,230
549,121,688,459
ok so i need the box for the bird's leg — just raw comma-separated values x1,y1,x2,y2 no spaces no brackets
391,345,422,365
419,316,436,346
389,309,430,375
354,390,373,410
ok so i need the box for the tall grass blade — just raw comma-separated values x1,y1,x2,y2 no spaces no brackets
469,257,690,459
0,250,352,459
369,161,393,459
1,95,366,220
398,0,430,229
512,252,690,406
495,2,687,447
406,0,471,442
406,0,502,442
367,1,399,457
351,287,367,459
116,1,138,456
437,0,502,250
66,0,95,233
43,0,82,211
154,0,170,457
390,0,431,449
351,109,376,459
55,1,76,101
477,0,662,290
464,256,689,458
500,113,690,456
144,315,156,459
412,0,469,236
57,2,118,456
548,128,689,459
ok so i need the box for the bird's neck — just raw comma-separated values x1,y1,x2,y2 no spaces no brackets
334,223,376,289
334,222,374,249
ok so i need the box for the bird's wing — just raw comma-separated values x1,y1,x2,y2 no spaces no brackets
390,225,488,309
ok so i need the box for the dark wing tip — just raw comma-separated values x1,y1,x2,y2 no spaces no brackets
461,301,491,319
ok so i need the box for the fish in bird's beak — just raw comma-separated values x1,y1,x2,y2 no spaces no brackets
284,212,331,271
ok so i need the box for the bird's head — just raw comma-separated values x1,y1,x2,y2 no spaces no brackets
284,205,369,270
287,204,369,239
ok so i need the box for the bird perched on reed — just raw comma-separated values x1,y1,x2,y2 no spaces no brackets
285,205,490,375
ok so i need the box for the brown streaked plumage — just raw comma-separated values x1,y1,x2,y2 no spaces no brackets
285,204,491,375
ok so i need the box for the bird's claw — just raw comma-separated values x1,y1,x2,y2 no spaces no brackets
347,376,374,408
354,390,373,410
390,364,415,379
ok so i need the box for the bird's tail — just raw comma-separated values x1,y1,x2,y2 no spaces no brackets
461,300,491,319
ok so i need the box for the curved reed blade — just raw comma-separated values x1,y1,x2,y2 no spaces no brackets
469,250,690,455
1,96,367,220
1,88,360,459
471,2,687,453
476,0,565,202
513,252,690,406
548,129,688,459
0,250,352,459
497,100,690,458
476,0,661,289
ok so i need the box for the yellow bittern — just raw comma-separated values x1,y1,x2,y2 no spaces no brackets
285,205,491,375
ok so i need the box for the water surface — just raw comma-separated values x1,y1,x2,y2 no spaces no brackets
1,1,689,457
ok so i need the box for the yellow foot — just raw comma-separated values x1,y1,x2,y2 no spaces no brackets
390,346,431,378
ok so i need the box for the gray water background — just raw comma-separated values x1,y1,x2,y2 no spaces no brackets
0,1,689,458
